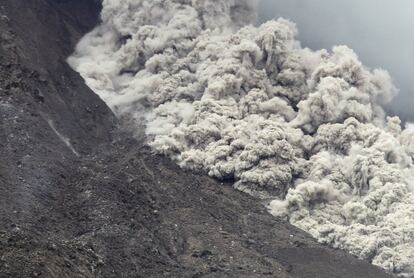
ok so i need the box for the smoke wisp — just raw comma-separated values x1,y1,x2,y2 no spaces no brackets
68,0,414,276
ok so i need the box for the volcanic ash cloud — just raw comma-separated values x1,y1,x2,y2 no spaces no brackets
68,0,414,276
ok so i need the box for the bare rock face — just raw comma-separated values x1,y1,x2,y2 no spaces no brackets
0,0,393,277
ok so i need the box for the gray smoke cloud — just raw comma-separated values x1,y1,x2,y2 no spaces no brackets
258,0,414,122
68,0,414,276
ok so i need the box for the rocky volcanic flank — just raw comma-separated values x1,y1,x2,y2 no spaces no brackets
0,0,393,277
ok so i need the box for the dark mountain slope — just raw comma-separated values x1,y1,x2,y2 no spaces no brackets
0,0,392,277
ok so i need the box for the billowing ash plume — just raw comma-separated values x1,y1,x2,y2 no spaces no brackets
68,0,414,276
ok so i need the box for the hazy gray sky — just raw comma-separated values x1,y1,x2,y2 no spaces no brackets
258,0,414,121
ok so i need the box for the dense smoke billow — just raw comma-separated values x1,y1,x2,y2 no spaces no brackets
258,0,414,122
68,0,414,276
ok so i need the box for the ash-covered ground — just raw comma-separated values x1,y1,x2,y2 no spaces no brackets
0,0,395,277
